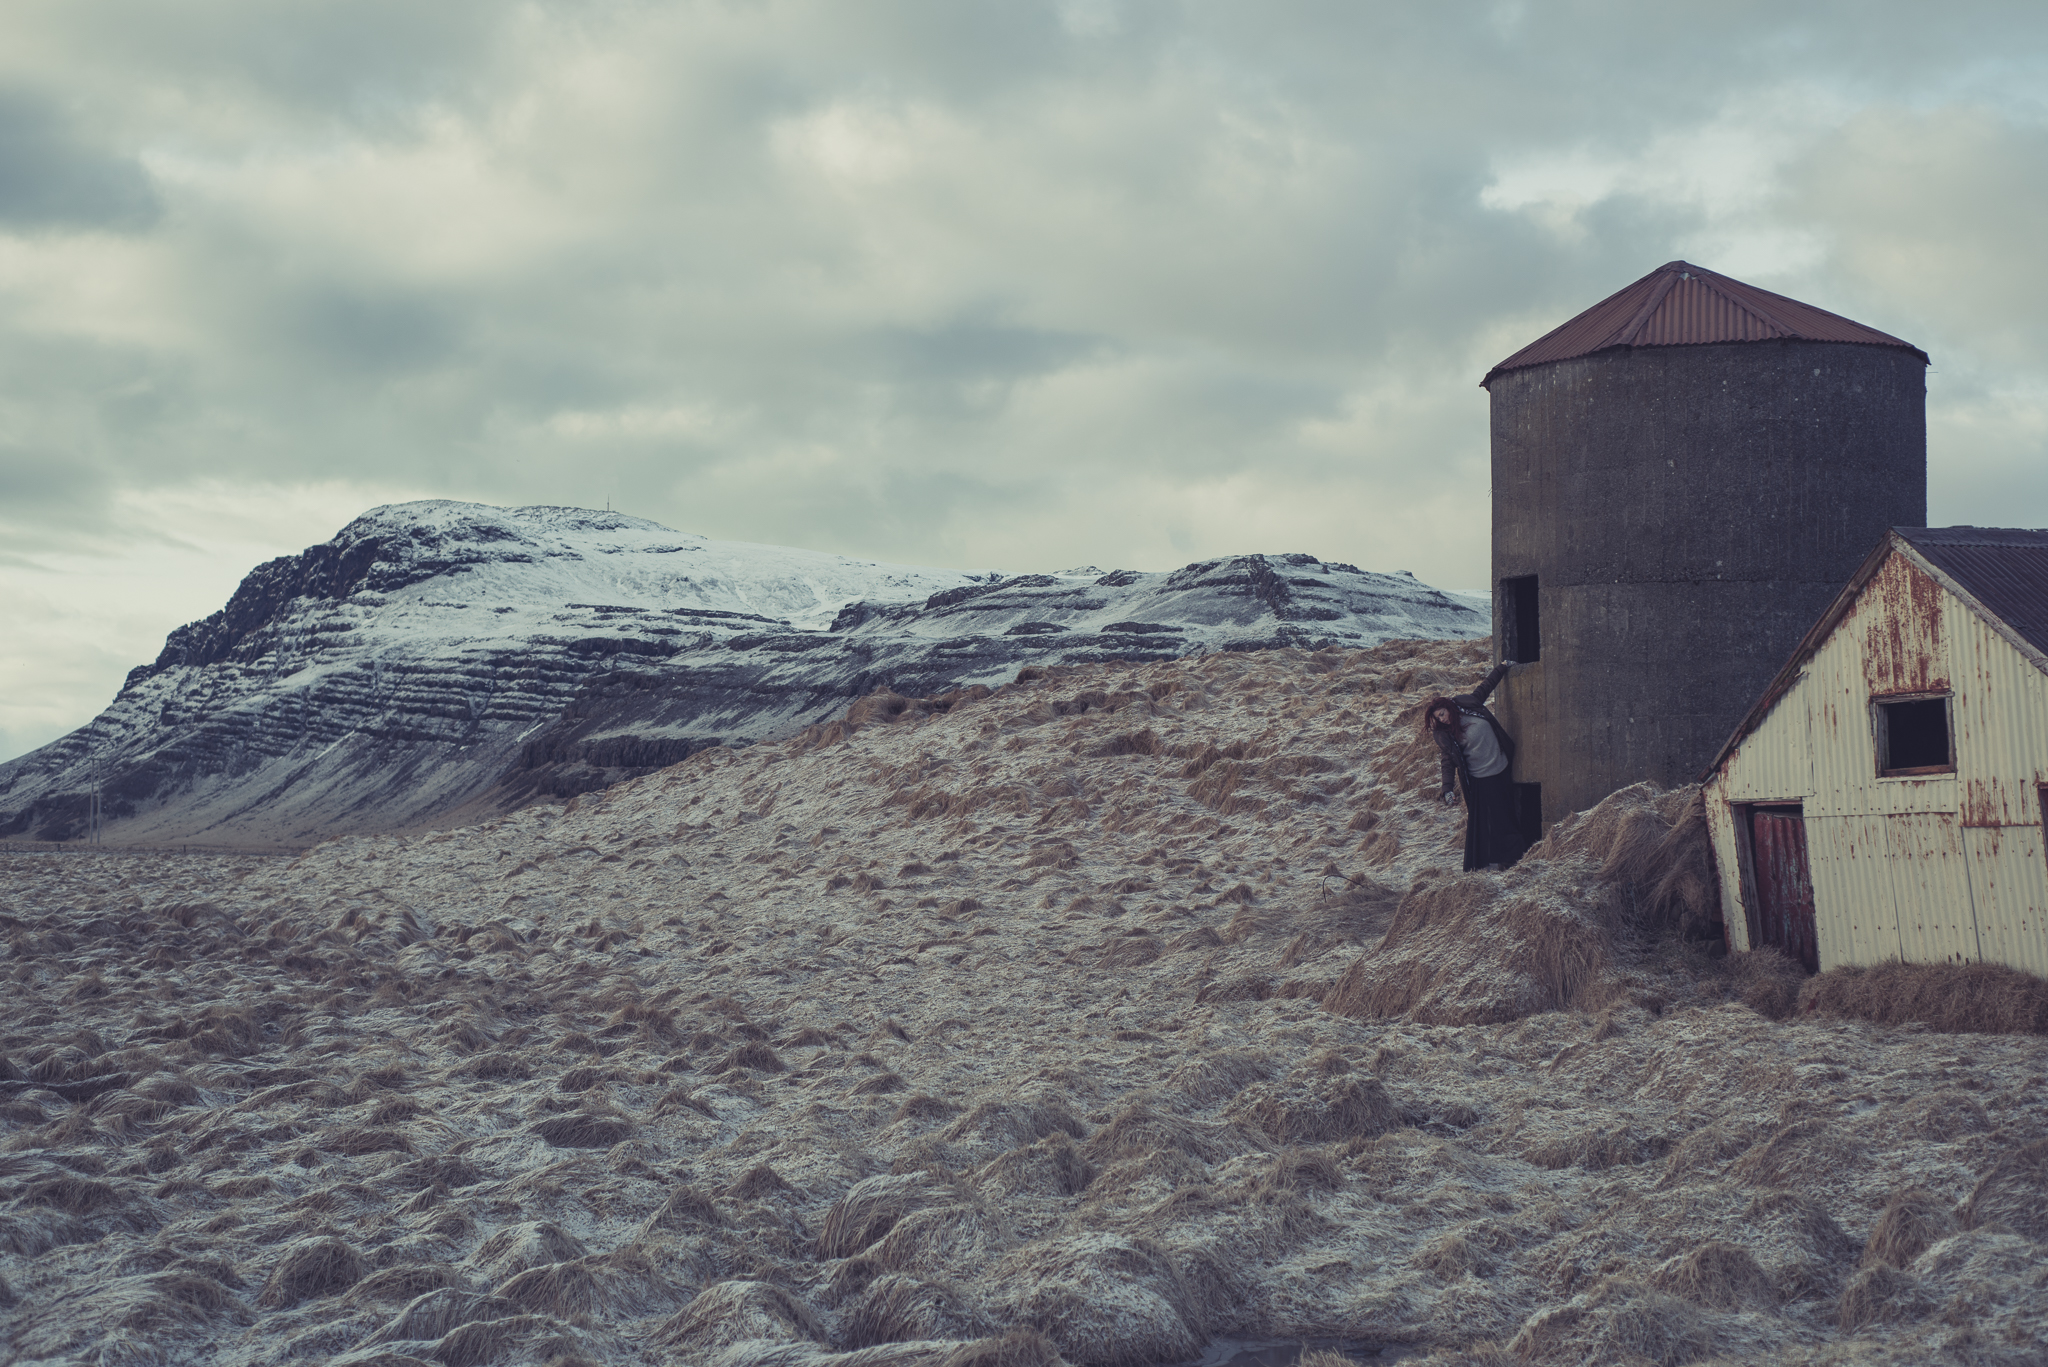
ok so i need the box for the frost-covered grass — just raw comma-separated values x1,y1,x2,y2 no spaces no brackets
4,638,2045,1366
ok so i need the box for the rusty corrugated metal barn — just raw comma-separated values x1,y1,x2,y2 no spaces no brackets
1703,527,2048,976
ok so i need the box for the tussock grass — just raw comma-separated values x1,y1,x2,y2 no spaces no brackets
1798,958,2048,1035
1097,935,1162,970
1741,1190,1857,1302
1836,1263,1933,1331
841,1270,987,1347
1862,1187,1955,1268
974,1132,1094,1200
786,1026,838,1048
644,1184,722,1231
1731,1118,1860,1190
1898,1088,1989,1142
1165,1050,1275,1106
457,1052,530,1080
470,1220,589,1280
940,1327,1069,1367
1231,1072,1396,1145
892,1094,964,1123
1647,1239,1774,1309
818,1173,961,1258
1323,782,1731,1027
715,1041,787,1073
430,1312,560,1367
495,1259,599,1320
1509,1280,1712,1367
531,1113,633,1148
1522,1122,1668,1173
852,1071,908,1096
1962,1138,2048,1242
322,1126,417,1156
1259,1146,1344,1192
1081,1102,1250,1165
654,1279,828,1351
729,1160,795,1199
347,1263,466,1305
258,1235,366,1307
14,638,2048,1365
987,1234,1202,1367
1728,948,1806,1019
1659,1120,1758,1185
941,1096,1084,1150
366,1287,520,1344
22,1173,130,1217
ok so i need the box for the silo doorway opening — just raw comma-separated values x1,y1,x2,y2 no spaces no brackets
1511,782,1542,844
1745,804,1819,972
1501,575,1539,663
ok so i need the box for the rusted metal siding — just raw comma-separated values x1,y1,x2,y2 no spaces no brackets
1706,545,2048,974
1885,813,1982,963
1706,794,1752,952
1949,597,2048,975
1804,815,1904,967
1951,601,2048,826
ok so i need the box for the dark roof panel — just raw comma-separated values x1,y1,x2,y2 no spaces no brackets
1483,261,1928,387
1896,527,2048,660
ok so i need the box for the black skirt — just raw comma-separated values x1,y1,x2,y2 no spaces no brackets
1460,769,1527,872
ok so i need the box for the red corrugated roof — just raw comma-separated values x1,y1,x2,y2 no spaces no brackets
1482,261,1927,387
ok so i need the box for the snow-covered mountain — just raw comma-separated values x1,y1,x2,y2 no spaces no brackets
0,500,1487,845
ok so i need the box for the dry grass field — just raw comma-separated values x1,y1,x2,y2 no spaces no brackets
5,638,2046,1366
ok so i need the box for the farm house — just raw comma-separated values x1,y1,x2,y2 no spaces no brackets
1704,526,2048,976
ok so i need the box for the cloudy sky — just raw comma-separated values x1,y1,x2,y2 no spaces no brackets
3,1,2045,762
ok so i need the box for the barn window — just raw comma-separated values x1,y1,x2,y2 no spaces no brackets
2038,787,2048,867
1875,694,1953,776
1501,575,1540,663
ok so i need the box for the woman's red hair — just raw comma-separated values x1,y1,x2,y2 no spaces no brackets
1420,696,1461,738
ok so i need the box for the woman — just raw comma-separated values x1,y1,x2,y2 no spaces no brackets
1423,659,1528,872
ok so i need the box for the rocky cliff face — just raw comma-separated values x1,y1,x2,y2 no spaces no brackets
0,501,1486,844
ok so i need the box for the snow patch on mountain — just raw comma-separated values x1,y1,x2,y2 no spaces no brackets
0,501,1487,845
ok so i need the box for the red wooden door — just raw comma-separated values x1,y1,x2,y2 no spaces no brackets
1750,807,1819,973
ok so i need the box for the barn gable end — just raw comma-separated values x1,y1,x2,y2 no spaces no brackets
1705,529,2048,978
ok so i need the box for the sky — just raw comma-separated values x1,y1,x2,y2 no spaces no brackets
3,1,2046,763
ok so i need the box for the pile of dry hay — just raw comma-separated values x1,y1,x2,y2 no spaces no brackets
1786,959,2048,1035
1323,782,1725,1027
1320,774,2048,1039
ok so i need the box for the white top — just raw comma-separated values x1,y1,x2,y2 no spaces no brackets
1460,711,1507,779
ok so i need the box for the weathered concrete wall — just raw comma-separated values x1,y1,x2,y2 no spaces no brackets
1488,339,1926,826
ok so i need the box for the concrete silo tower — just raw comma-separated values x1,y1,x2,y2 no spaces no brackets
1484,261,1927,828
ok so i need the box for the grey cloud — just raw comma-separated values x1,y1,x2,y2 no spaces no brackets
0,441,108,528
1,0,2045,580
862,319,1109,419
0,89,158,230
280,285,465,375
1784,106,2048,365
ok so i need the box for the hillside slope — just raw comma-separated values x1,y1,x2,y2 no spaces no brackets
0,501,1484,847
4,639,2044,1366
